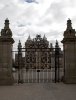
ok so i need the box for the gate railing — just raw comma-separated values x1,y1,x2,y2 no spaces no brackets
13,68,64,83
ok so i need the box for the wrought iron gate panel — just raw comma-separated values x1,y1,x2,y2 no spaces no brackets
13,40,63,83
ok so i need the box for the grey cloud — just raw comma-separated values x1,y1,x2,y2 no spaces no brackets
49,0,76,22
35,1,66,27
18,24,26,27
37,15,53,26
50,2,66,22
17,21,32,27
24,0,39,4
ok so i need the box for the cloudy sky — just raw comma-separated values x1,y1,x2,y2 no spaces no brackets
0,0,76,50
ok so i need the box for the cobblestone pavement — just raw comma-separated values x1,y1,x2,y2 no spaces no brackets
0,83,76,100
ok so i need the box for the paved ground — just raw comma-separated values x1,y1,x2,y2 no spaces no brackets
0,83,76,100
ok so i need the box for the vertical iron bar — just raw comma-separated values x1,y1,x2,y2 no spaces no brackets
55,50,57,83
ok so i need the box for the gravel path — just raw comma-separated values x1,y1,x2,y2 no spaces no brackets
0,83,76,100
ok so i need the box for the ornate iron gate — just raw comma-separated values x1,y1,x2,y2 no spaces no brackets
13,40,63,83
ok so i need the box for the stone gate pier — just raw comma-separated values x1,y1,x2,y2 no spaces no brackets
62,19,76,83
0,19,14,85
